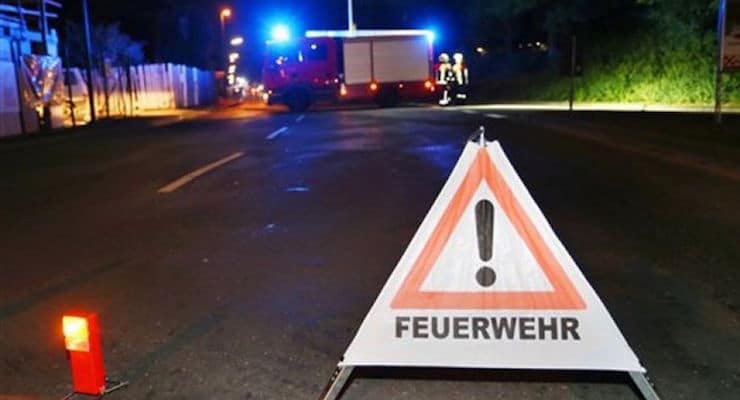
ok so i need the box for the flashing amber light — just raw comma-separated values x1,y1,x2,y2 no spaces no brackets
424,80,433,89
369,82,378,91
340,84,348,96
63,316,90,352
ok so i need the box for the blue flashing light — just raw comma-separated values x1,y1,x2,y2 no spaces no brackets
271,25,290,42
425,30,436,44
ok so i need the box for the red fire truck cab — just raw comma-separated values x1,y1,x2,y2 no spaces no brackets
263,30,436,112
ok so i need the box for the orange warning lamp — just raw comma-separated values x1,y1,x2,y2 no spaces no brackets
63,316,90,352
63,313,106,395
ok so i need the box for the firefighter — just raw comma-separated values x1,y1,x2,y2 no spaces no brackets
436,53,453,106
452,52,469,104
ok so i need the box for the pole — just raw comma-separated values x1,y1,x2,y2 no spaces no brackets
116,66,125,116
126,63,134,116
348,0,355,31
100,57,110,118
14,0,26,33
65,67,76,127
220,13,227,97
715,70,723,125
39,0,51,130
39,0,48,52
715,0,727,125
82,0,96,123
220,15,226,66
569,34,576,112
10,39,27,135
64,24,76,127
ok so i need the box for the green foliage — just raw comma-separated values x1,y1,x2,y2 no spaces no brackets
499,0,740,105
92,23,145,66
65,21,145,67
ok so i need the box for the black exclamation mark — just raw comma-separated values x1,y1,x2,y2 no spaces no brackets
475,200,496,287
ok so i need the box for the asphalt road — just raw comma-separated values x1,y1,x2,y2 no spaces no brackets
1,104,738,399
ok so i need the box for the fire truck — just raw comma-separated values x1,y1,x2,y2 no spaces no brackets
262,29,436,112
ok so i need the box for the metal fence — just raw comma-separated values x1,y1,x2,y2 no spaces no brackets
62,63,216,128
0,49,216,137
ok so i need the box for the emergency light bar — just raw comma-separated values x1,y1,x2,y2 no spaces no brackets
305,29,434,39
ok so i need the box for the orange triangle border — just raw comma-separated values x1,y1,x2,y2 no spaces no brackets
391,148,586,310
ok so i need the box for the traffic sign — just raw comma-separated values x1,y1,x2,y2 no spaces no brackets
319,134,660,400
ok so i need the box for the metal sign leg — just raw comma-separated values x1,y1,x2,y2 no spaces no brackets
318,365,354,400
629,371,661,400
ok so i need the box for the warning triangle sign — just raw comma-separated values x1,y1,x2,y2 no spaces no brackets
340,140,645,373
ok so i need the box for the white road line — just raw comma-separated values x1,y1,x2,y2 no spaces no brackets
158,152,244,194
266,126,289,140
296,114,305,122
486,113,508,119
461,109,478,114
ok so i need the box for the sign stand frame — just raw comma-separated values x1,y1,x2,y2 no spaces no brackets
629,371,662,400
60,377,129,400
318,365,661,400
318,364,354,400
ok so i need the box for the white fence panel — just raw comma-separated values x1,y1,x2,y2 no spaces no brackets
0,60,21,137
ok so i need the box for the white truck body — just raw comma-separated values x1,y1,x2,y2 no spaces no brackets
342,35,430,84
306,29,433,87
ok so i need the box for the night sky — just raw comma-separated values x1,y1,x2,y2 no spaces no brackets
61,0,464,71
61,0,460,42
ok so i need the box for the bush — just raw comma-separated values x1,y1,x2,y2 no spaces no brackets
495,4,740,105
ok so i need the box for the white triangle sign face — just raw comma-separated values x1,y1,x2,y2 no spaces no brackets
341,141,645,373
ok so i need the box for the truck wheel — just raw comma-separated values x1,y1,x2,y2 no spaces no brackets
286,89,311,112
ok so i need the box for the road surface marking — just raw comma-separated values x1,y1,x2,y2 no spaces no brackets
266,126,289,140
296,114,305,122
158,152,244,193
486,113,508,119
462,109,478,114
285,186,310,192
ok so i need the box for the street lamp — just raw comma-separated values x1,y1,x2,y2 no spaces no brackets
230,36,244,46
220,7,232,41
219,7,232,63
218,7,233,96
